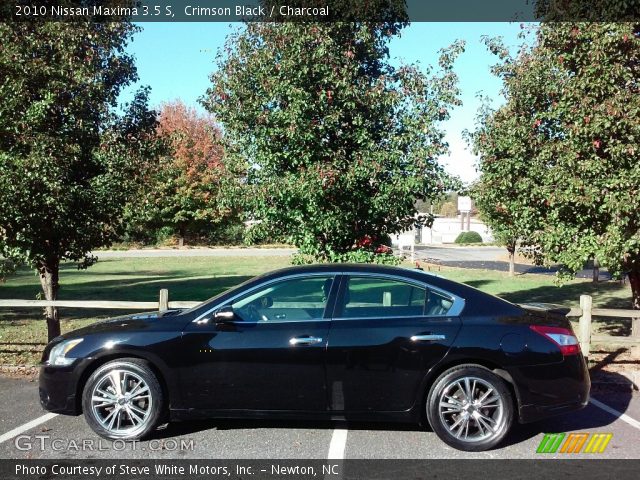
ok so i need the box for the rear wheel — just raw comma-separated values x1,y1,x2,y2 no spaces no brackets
426,365,513,451
82,358,164,440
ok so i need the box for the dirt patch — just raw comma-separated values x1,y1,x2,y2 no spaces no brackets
497,251,536,265
0,364,39,379
589,349,640,391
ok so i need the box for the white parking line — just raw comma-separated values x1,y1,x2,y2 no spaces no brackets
0,413,58,444
327,428,348,459
590,398,640,431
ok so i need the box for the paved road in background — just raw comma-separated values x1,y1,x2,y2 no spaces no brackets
415,246,506,262
1,377,638,459
90,246,609,279
412,246,611,279
90,248,297,258
90,246,502,261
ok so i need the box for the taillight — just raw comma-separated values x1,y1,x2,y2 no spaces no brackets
530,325,581,356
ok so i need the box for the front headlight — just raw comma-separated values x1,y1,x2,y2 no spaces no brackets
47,338,83,366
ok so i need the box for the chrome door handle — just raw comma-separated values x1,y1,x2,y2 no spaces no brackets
289,336,323,346
410,334,446,342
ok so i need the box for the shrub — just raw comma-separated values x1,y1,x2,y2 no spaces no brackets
292,248,401,266
454,231,483,244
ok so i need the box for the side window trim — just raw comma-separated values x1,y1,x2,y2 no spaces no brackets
192,272,341,324
331,273,465,321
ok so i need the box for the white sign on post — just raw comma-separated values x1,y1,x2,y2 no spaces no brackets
458,196,472,213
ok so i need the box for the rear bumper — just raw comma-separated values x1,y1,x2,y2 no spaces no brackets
39,362,82,415
511,354,590,424
519,398,589,424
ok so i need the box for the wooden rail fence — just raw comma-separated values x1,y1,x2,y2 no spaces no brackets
567,294,640,358
0,290,638,358
0,289,200,313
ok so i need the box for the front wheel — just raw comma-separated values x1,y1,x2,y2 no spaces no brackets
426,365,513,451
82,358,164,440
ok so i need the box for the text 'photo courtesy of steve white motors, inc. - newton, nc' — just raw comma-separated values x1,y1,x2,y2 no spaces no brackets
14,462,338,478
15,4,331,19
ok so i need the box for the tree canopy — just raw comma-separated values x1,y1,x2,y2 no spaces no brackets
0,21,159,339
203,22,463,262
125,101,232,245
471,23,640,306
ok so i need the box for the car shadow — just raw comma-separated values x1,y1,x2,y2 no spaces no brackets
149,382,632,449
148,417,427,441
501,354,636,449
149,353,636,451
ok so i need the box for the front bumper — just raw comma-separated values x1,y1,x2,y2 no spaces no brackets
39,362,82,415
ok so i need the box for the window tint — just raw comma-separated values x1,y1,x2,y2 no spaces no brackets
231,276,334,322
339,276,427,319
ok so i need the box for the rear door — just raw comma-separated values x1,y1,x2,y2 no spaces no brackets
325,274,463,412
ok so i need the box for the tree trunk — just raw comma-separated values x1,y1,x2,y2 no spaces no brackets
507,241,516,277
628,270,640,358
629,270,640,310
592,257,600,283
178,224,186,248
38,258,61,342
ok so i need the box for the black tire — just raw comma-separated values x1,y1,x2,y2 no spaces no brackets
426,364,514,451
82,358,164,441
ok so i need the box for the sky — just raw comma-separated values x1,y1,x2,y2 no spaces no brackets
122,22,529,185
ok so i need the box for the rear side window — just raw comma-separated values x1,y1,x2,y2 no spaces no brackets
338,276,427,319
425,289,454,316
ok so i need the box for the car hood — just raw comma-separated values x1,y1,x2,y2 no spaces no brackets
57,309,182,340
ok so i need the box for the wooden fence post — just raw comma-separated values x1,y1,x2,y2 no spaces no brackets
159,289,169,312
579,294,592,359
632,313,640,358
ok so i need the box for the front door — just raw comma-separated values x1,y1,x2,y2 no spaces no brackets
325,275,462,412
180,274,337,412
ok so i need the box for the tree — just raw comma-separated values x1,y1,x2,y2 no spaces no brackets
126,101,231,245
467,86,542,277
0,20,159,340
439,202,458,218
473,23,640,306
203,22,463,262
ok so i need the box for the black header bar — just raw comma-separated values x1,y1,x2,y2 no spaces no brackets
2,0,640,22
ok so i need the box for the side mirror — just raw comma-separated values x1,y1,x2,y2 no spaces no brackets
214,306,235,323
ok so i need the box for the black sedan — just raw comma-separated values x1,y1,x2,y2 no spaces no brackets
39,264,590,451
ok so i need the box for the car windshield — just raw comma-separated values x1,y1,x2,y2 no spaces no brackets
178,274,263,315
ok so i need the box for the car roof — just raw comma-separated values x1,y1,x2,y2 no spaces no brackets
255,263,440,282
252,263,520,317
259,263,418,274
255,263,456,292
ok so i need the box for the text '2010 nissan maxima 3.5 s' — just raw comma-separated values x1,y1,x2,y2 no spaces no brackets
39,264,590,451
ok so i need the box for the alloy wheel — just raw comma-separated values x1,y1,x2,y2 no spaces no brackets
90,368,154,436
437,376,505,443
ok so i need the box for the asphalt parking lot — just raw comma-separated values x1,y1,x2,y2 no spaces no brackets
0,377,638,460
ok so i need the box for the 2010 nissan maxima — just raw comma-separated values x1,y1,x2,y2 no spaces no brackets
39,264,590,451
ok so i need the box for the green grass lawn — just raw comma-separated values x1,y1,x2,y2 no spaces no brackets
0,255,634,365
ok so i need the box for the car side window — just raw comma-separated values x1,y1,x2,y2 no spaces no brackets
231,276,334,322
425,289,454,316
338,276,427,319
